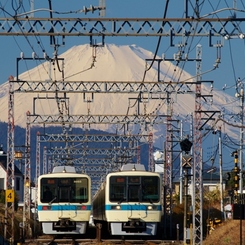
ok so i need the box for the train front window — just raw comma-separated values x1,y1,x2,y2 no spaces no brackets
72,178,88,203
40,177,88,203
109,176,126,202
109,175,160,203
142,176,160,202
128,185,140,202
40,179,57,203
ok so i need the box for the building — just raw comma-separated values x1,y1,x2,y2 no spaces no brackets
0,145,24,202
154,161,223,198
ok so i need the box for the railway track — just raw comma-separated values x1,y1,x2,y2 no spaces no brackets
23,238,182,245
21,224,183,244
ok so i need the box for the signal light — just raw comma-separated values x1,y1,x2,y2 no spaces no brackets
180,138,193,154
225,172,231,181
234,174,240,191
231,150,240,191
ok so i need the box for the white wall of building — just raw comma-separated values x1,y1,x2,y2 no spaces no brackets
0,164,24,202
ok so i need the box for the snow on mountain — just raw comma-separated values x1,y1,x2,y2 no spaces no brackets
0,43,240,153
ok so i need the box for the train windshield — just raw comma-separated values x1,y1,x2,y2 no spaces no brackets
109,175,160,203
40,177,89,203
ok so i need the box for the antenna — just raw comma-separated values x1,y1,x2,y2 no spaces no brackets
30,0,34,17
99,0,106,17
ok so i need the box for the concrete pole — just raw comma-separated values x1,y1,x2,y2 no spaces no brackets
180,120,183,204
239,84,244,245
218,127,224,220
239,85,244,197
183,168,188,244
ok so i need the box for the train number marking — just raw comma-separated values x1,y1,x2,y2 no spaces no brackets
6,190,14,203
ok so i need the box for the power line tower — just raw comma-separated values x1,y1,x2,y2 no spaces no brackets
193,44,203,244
5,76,15,243
148,132,154,172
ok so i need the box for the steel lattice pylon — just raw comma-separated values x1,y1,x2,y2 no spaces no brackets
43,146,47,175
23,111,31,238
148,132,154,172
137,145,140,164
5,76,15,242
35,132,40,185
193,44,203,245
164,92,175,238
165,102,173,195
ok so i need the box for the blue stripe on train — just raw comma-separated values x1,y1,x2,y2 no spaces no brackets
105,204,161,211
37,205,92,211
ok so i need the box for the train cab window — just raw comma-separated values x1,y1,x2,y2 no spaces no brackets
80,188,85,196
109,176,126,202
72,179,88,203
128,176,141,202
59,186,70,202
40,178,56,203
128,185,140,202
40,177,89,203
43,186,53,202
72,187,88,202
142,176,160,202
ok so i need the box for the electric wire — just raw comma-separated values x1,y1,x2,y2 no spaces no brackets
125,0,170,117
1,0,245,178
204,1,245,94
11,0,22,15
0,3,54,82
18,3,54,115
147,1,223,120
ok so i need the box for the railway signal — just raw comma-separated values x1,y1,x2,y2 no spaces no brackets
231,150,240,191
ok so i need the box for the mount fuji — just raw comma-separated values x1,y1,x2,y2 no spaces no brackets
0,43,241,170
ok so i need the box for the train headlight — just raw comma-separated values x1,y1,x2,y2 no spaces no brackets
111,205,121,210
147,205,158,210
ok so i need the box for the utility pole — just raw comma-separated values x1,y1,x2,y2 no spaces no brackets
239,84,244,198
180,120,183,204
183,167,189,244
218,127,224,220
234,80,244,245
235,81,244,197
231,150,243,245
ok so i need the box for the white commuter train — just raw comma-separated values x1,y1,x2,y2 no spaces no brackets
92,164,162,236
37,165,91,234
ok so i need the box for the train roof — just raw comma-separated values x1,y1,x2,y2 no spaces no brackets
120,164,145,171
52,166,76,173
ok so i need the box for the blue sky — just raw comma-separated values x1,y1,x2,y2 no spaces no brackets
1,0,245,99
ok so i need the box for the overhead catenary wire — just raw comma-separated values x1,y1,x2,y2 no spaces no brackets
125,0,170,117
1,1,245,161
